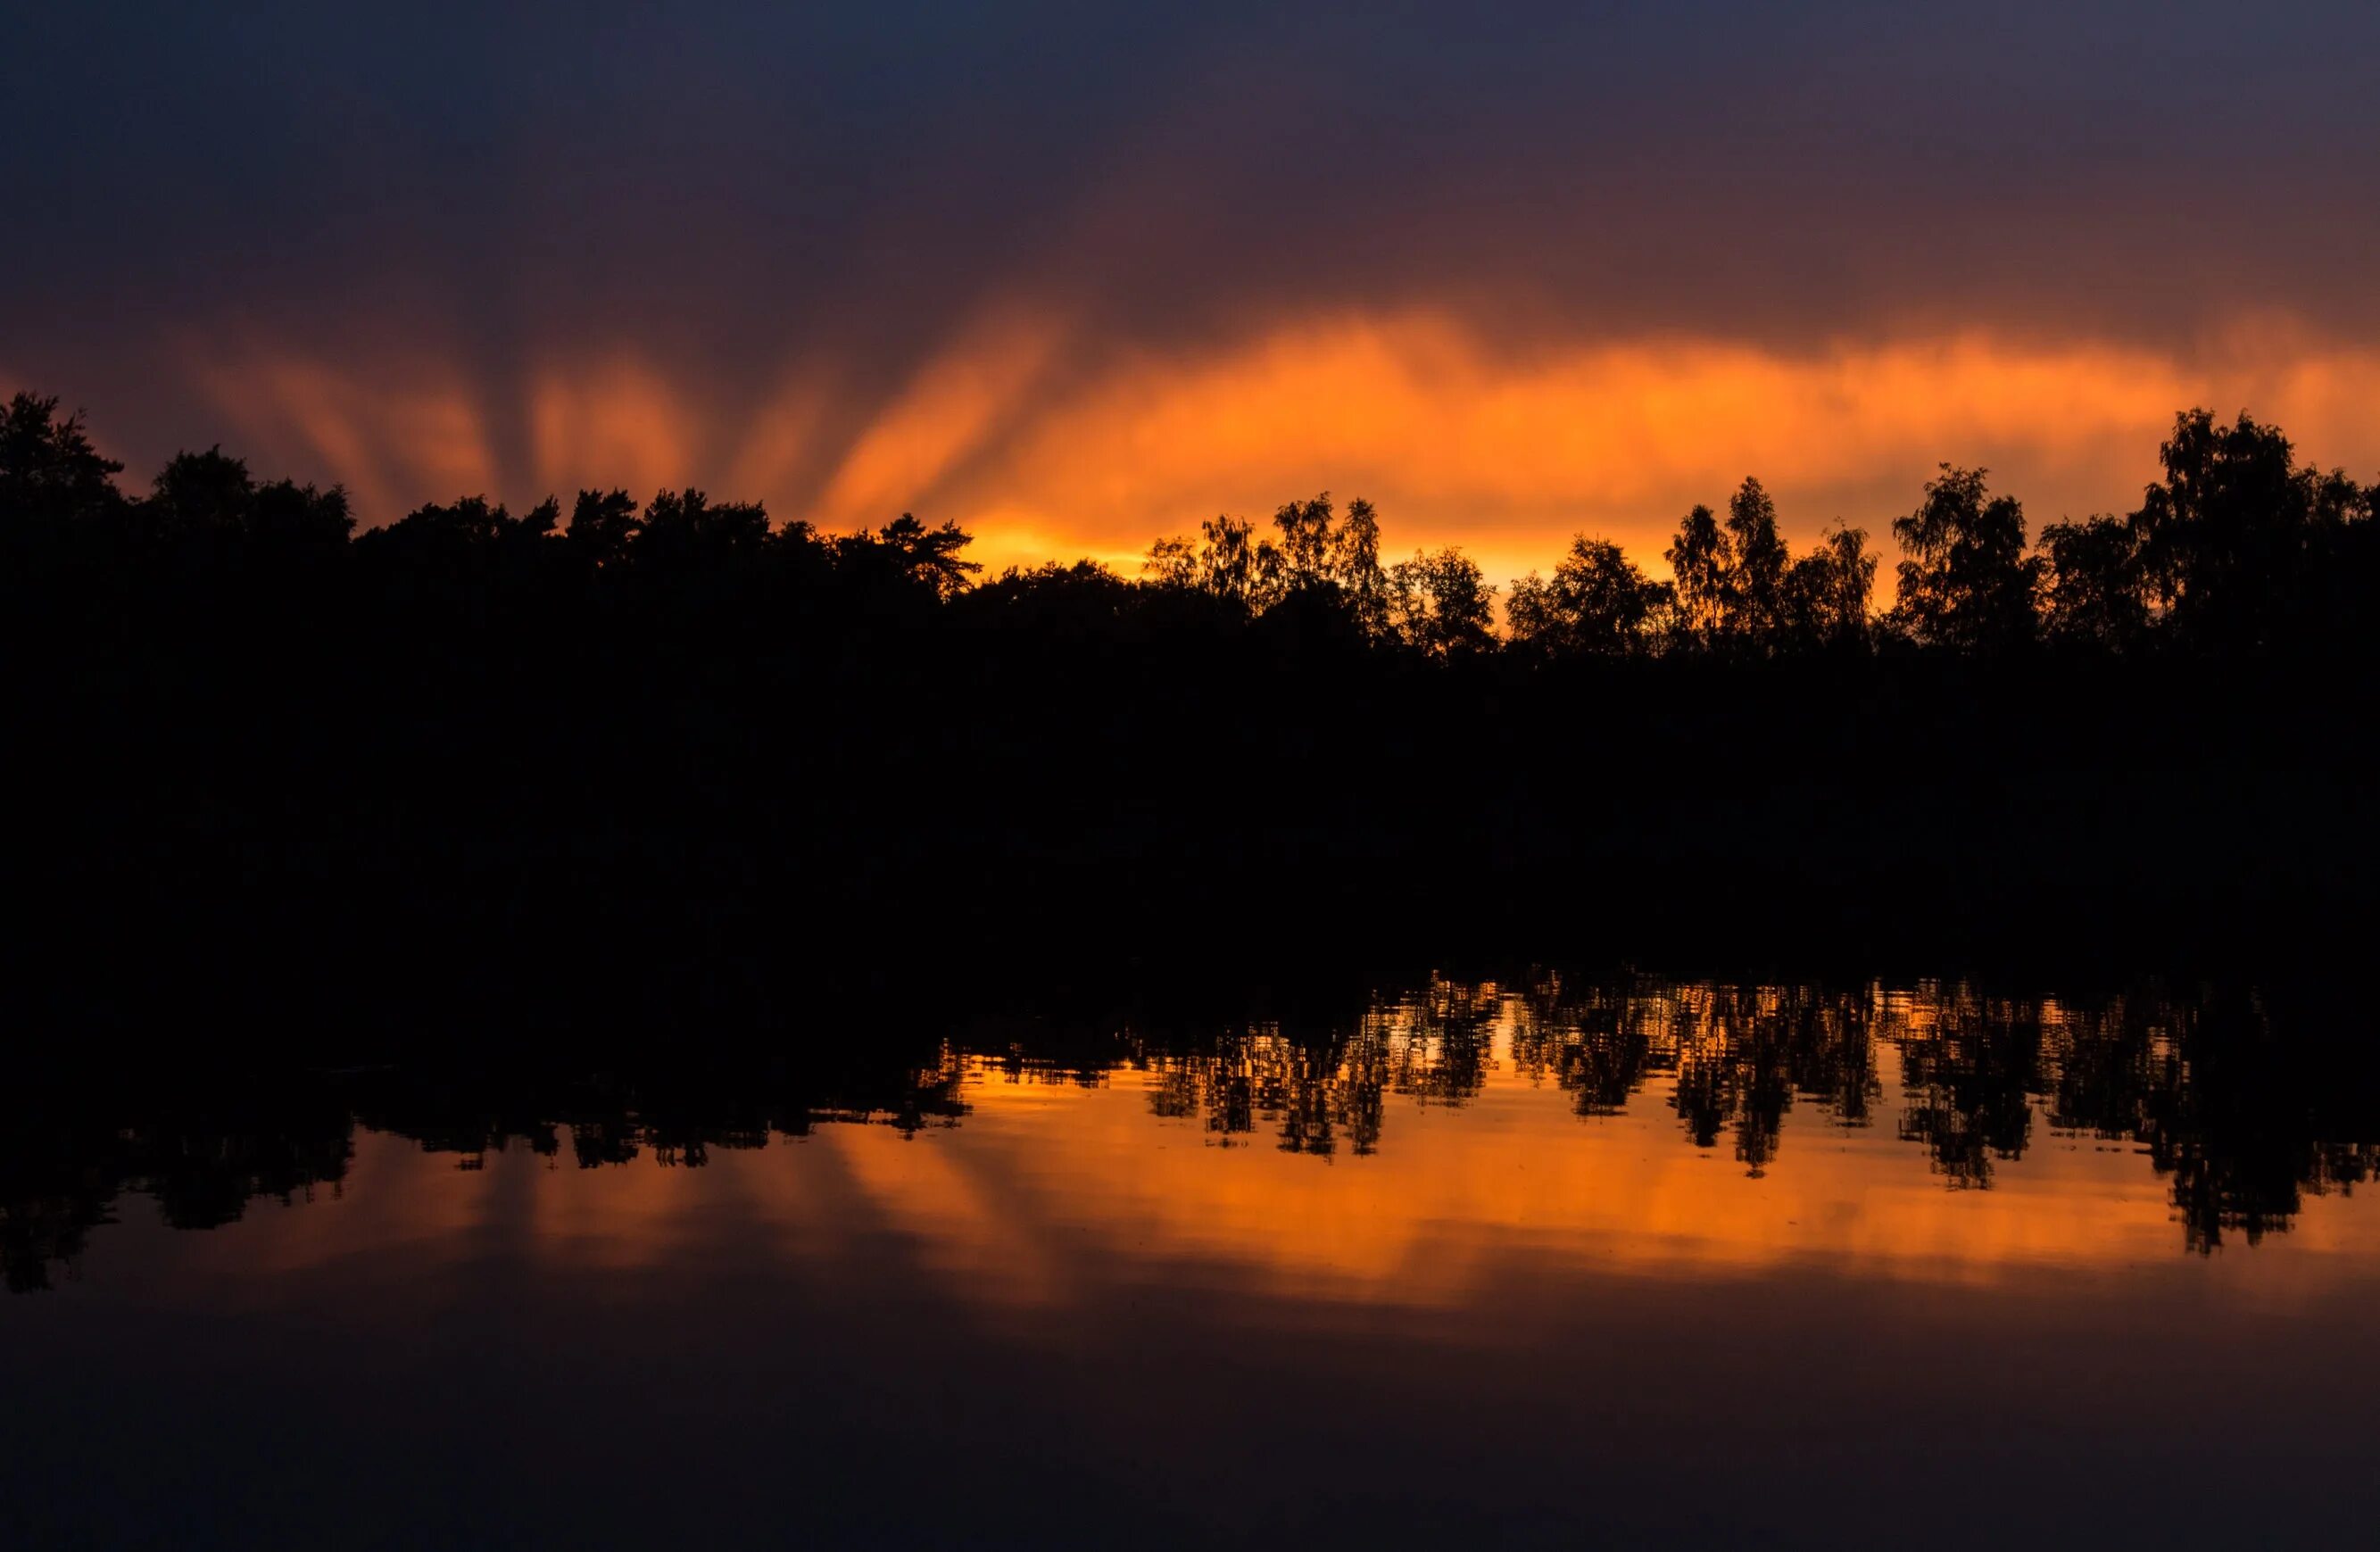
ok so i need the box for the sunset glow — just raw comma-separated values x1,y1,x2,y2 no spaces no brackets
158,317,2380,585
13,8,2380,1546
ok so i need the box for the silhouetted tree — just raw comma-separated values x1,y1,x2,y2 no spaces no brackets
139,446,353,564
1889,465,2042,651
1272,492,1337,589
1664,502,1732,645
1723,476,1788,644
1140,535,1195,587
1144,492,1391,638
0,392,123,531
850,512,981,599
144,448,256,539
2129,408,2353,654
1779,521,1876,650
636,488,770,570
365,494,553,560
1507,535,1670,659
1387,546,1496,656
349,494,551,637
566,488,642,568
2038,513,2148,648
961,560,1137,634
1334,495,1390,638
1184,513,1280,610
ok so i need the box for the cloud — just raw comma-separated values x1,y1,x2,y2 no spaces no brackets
12,5,2380,554
861,313,2380,585
811,311,1070,528
530,357,699,502
169,312,2380,587
193,353,496,519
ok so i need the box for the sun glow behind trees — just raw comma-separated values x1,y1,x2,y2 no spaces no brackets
139,317,2380,593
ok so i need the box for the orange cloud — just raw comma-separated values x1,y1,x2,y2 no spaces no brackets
724,368,838,503
811,311,1068,529
194,353,496,520
947,314,2380,585
529,357,699,502
179,314,2380,587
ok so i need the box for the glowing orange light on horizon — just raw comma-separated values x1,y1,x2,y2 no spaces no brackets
175,313,2380,588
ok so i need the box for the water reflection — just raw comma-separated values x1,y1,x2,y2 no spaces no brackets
1119,974,2380,1256
8,973,2378,1296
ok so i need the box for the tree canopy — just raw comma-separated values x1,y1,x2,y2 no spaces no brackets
4,391,2371,665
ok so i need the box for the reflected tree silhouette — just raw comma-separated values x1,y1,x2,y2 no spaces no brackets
1509,974,1662,1116
1882,983,2043,1188
4,974,2377,1287
1143,1020,1388,1158
1115,975,2366,1233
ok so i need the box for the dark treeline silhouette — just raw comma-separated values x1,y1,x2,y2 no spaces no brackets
5,392,2376,1036
4,973,2374,1291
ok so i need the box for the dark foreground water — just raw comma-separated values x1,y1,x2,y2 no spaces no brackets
6,975,2379,1548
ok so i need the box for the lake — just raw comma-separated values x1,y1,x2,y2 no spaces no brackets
6,972,2378,1548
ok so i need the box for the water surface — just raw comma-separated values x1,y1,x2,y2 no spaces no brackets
7,975,2378,1548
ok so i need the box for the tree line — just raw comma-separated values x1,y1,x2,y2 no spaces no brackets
7,389,2372,1039
1135,409,2374,660
5,390,2373,660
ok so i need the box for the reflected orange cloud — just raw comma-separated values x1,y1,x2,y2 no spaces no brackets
139,1042,2380,1328
179,314,2380,585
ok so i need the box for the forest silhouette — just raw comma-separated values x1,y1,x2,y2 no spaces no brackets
4,392,2375,1037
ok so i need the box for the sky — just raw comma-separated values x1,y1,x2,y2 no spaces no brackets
8,1,2380,585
